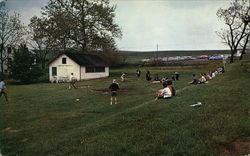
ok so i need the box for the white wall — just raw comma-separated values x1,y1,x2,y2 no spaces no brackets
49,54,80,82
80,67,109,80
49,54,109,82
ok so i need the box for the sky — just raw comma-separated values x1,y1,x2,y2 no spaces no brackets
5,0,232,51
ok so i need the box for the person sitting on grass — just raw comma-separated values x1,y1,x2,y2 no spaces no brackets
153,74,161,83
0,78,8,102
188,74,199,85
211,71,216,78
199,73,207,84
155,80,175,101
205,73,212,80
109,79,119,105
69,73,77,89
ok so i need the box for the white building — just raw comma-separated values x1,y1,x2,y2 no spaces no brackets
0,46,14,75
49,53,109,82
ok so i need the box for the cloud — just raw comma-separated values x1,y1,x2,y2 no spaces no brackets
112,0,230,50
5,0,231,50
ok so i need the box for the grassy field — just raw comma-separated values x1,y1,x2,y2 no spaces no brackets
0,57,250,155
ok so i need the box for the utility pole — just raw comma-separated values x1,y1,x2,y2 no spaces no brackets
156,44,158,59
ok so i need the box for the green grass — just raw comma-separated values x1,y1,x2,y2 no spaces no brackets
0,58,250,156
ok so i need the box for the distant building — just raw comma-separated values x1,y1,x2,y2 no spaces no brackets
49,53,109,82
0,46,14,75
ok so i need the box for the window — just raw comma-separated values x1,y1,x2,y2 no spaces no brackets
62,57,67,64
86,67,105,73
52,67,57,76
7,47,11,54
86,67,95,73
95,67,105,72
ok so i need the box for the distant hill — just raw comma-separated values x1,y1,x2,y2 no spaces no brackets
118,50,231,63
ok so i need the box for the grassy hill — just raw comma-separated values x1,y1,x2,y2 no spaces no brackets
0,57,250,155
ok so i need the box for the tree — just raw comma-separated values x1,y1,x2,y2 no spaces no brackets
0,0,26,75
12,44,42,83
238,23,250,60
28,16,56,69
217,0,250,63
33,0,122,52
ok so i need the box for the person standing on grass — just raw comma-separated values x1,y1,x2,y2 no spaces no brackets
146,70,151,81
69,73,77,89
0,79,8,102
109,79,119,105
136,69,141,79
121,72,126,82
174,71,179,80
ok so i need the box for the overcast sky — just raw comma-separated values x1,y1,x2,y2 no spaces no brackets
5,0,231,51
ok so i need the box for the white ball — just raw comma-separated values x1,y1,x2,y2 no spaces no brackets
76,99,80,101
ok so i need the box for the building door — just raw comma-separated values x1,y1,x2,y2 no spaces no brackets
52,67,57,76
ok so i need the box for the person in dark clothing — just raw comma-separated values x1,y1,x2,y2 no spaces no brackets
109,79,119,105
172,74,176,81
146,71,151,81
154,74,160,81
188,74,199,85
174,72,179,80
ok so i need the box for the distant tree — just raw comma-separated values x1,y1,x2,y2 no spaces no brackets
217,0,250,63
28,16,56,69
32,0,122,52
0,0,26,75
12,44,42,83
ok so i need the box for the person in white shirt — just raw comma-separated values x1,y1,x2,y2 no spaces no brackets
0,79,8,102
155,80,174,101
212,72,216,78
121,73,126,82
69,73,77,89
199,73,207,84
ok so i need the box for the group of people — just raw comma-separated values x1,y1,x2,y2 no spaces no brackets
0,66,225,104
111,70,179,105
152,72,180,84
188,66,225,85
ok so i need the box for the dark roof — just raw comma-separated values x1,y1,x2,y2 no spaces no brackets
50,53,109,67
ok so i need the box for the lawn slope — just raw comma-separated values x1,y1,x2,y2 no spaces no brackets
0,60,250,156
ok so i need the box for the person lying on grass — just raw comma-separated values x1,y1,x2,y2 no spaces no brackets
153,74,161,83
155,80,175,101
109,79,119,105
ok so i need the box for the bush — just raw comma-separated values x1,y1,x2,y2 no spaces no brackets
11,44,43,83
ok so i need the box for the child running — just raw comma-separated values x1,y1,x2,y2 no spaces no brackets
109,79,119,105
